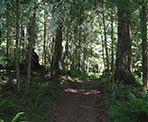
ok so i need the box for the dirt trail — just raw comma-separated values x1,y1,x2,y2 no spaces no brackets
49,79,111,122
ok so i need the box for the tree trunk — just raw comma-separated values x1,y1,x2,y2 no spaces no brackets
111,8,114,88
102,5,109,74
114,8,135,83
6,9,10,60
15,0,21,91
21,24,25,51
101,32,105,70
20,12,25,54
62,31,69,70
0,30,1,49
0,14,2,48
78,29,81,70
26,7,36,94
43,7,47,65
141,0,147,93
83,33,87,72
51,25,63,76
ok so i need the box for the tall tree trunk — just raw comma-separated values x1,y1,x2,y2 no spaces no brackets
111,9,114,88
102,6,109,74
78,29,81,70
26,7,36,94
83,33,87,73
6,9,9,60
114,7,135,83
101,32,105,70
21,24,25,52
62,31,69,70
43,7,47,65
69,32,73,70
65,32,69,70
0,31,1,49
0,30,1,47
141,0,147,93
50,36,55,66
51,25,63,76
15,0,21,91
98,19,106,69
20,11,25,54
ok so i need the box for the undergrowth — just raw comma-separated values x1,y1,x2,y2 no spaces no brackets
64,69,100,80
100,74,148,122
0,69,100,122
0,77,63,122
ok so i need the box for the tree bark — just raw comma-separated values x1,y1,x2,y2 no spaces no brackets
26,6,36,94
0,14,2,48
98,18,106,70
6,8,10,60
102,5,109,74
62,31,69,70
78,29,81,70
43,6,47,65
0,30,1,47
51,25,63,76
114,7,135,83
15,0,21,91
141,0,147,93
101,31,105,70
111,8,114,88
83,33,87,73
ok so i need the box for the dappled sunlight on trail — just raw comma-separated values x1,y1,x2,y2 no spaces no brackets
65,88,100,95
48,79,111,122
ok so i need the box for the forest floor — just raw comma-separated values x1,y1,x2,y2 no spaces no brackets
48,78,111,122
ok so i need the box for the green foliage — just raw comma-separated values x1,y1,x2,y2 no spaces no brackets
0,112,25,122
104,79,148,122
0,57,8,67
134,74,143,85
0,119,4,122
108,92,148,122
0,95,9,115
68,70,100,80
11,112,25,122
0,94,23,121
22,80,63,122
0,77,63,122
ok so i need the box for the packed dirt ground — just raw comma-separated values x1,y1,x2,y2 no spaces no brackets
49,78,111,122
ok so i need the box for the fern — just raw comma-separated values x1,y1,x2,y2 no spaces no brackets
11,112,24,122
0,119,4,122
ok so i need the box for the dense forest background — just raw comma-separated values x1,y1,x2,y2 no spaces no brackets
0,0,148,122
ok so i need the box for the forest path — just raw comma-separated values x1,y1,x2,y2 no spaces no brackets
48,78,111,122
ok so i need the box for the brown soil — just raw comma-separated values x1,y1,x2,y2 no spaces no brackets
48,78,111,122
